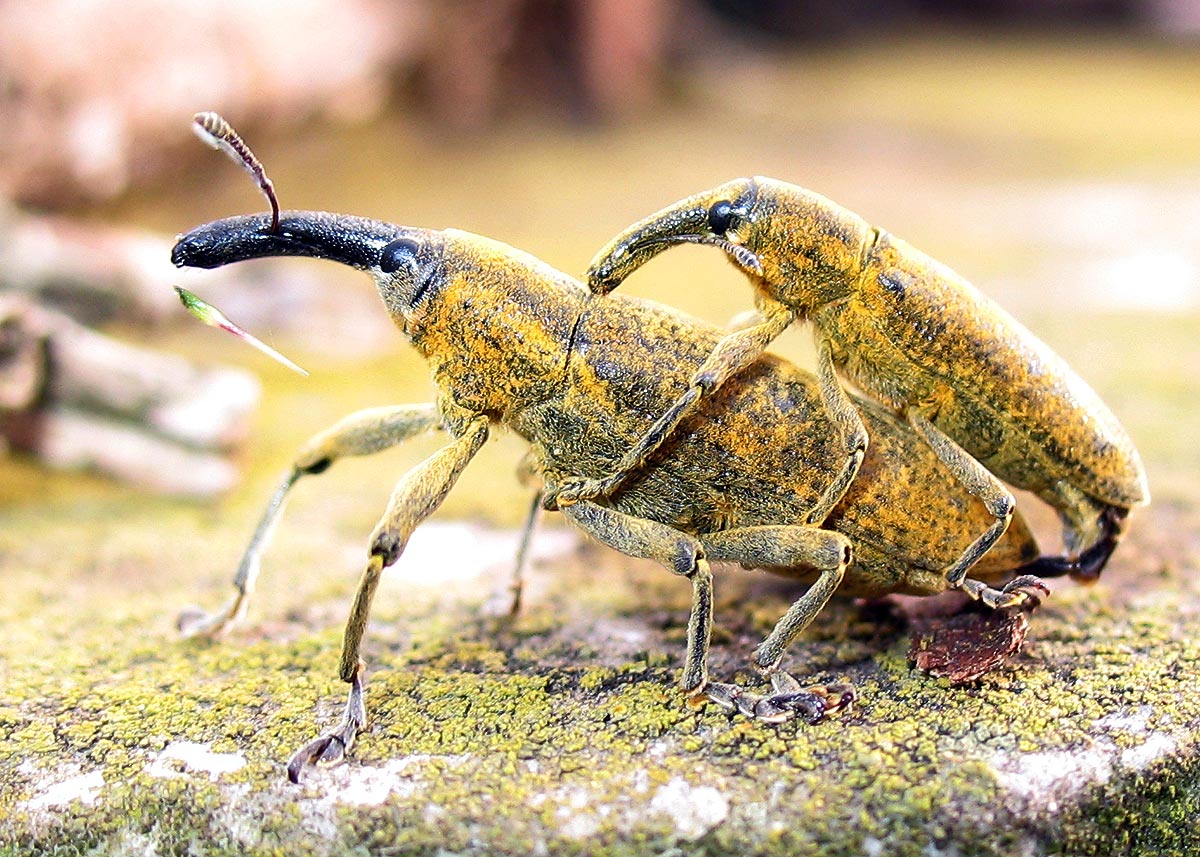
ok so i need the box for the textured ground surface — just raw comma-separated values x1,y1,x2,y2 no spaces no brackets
3,312,1196,857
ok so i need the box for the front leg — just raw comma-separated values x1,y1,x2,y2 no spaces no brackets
548,298,794,508
806,337,868,525
286,414,489,782
179,404,442,638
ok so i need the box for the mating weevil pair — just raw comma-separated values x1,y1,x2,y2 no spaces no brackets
172,128,1145,781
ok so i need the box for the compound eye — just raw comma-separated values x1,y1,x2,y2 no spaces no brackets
380,238,420,274
707,200,735,235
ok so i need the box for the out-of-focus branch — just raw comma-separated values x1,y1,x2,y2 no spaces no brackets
0,294,259,497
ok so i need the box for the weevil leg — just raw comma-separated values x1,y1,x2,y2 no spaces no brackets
701,525,854,723
483,452,545,615
177,468,301,637
961,574,1050,611
557,500,715,694
178,404,443,638
805,336,869,525
557,504,855,723
287,415,489,783
287,628,370,783
546,299,795,509
494,487,542,614
906,409,1039,610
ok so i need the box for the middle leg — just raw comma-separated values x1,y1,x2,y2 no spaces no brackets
701,524,854,723
559,501,853,724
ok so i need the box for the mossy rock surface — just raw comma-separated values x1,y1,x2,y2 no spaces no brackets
1,283,1197,856
2,379,1197,857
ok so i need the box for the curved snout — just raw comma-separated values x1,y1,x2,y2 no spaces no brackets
585,201,711,294
172,211,411,271
585,178,762,294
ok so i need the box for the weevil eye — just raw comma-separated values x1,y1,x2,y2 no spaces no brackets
707,200,735,235
380,238,420,273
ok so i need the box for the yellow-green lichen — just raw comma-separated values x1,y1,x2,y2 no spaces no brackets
12,516,1199,857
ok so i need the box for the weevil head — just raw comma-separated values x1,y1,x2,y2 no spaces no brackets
586,177,874,312
172,211,452,335
586,178,762,293
173,211,585,418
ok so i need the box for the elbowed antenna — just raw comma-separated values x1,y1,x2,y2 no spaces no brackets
192,112,280,233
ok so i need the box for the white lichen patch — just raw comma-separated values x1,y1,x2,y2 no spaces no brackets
1120,733,1176,772
532,769,728,843
556,787,605,840
300,753,468,810
991,704,1185,811
1094,705,1154,734
381,521,577,590
648,777,730,841
327,757,425,806
146,741,247,781
992,747,1114,812
24,768,105,810
1090,706,1179,771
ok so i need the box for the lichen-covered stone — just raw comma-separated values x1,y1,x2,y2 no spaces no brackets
3,474,1198,857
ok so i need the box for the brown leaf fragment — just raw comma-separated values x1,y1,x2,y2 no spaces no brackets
909,608,1030,684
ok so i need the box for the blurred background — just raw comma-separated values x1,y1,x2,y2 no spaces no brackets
0,0,1197,533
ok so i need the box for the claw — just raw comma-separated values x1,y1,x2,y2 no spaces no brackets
755,691,827,724
982,575,1050,611
705,679,854,724
286,732,352,784
541,482,568,510
286,671,367,783
963,572,1050,612
760,682,856,724
176,597,243,638
1002,574,1050,603
704,682,742,712
544,476,607,510
820,683,856,715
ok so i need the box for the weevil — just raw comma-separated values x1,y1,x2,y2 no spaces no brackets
172,209,1050,781
569,176,1149,587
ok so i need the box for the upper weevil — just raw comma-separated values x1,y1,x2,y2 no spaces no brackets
565,176,1149,589
172,207,1046,782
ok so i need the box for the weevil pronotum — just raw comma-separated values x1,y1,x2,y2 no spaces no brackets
569,177,1149,588
172,208,1049,782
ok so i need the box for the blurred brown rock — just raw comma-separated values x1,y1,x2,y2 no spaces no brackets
0,0,423,205
0,0,679,205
